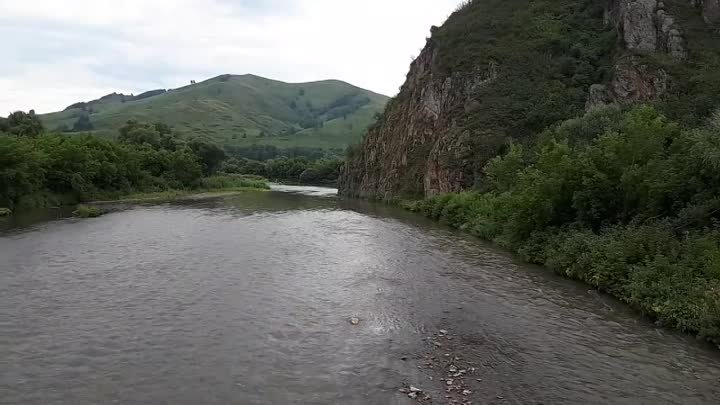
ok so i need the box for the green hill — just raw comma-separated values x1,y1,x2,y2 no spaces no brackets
40,74,388,153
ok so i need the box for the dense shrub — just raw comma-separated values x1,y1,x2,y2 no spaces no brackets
219,156,343,185
198,175,270,190
0,133,205,208
0,115,242,208
408,106,720,342
73,205,105,218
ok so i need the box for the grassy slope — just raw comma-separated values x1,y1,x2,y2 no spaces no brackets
41,74,388,150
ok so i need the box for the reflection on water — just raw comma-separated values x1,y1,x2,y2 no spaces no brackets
269,183,338,197
1,187,719,405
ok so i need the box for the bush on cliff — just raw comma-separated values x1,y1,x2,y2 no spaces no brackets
406,105,720,342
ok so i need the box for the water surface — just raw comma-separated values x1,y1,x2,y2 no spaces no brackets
1,187,719,404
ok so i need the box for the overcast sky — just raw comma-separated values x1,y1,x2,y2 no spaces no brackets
0,0,463,114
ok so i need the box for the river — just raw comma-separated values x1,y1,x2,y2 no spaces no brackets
1,186,719,405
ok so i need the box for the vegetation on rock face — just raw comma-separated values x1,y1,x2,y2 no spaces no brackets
432,0,616,136
341,0,720,200
654,0,720,125
405,106,720,342
39,74,388,152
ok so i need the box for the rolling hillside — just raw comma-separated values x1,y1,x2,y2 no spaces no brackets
41,74,388,152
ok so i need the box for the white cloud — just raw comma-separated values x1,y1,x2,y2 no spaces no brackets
0,0,463,113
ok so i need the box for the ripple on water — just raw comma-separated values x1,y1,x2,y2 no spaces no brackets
1,190,720,405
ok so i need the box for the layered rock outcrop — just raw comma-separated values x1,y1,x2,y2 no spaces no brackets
340,42,499,199
609,0,686,58
340,0,718,200
588,0,687,109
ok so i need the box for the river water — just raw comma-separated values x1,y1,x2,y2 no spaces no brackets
1,186,719,405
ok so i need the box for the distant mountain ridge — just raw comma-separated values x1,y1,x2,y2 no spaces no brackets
41,74,388,152
63,89,169,111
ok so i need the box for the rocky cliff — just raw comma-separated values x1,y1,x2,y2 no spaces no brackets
340,0,720,200
692,0,720,25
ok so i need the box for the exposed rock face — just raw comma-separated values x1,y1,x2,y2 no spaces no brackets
587,56,669,109
609,0,687,59
340,0,715,200
587,0,684,109
611,57,669,103
340,42,498,199
619,0,662,51
692,0,720,26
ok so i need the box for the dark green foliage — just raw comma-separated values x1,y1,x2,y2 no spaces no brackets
198,175,270,190
430,0,616,144
188,138,226,174
54,124,71,133
119,120,179,150
161,150,205,187
225,144,332,161
0,135,47,207
0,116,241,209
323,94,371,121
0,132,201,208
219,158,267,177
649,0,720,126
407,106,720,342
71,115,94,132
4,111,44,137
265,158,312,181
73,205,105,218
219,157,343,185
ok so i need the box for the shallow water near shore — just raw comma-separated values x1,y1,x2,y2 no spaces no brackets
1,186,719,404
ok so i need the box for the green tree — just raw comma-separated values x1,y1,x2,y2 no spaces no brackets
5,110,44,137
72,115,94,132
299,168,319,184
118,120,162,148
187,138,226,174
0,135,47,207
164,150,203,187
